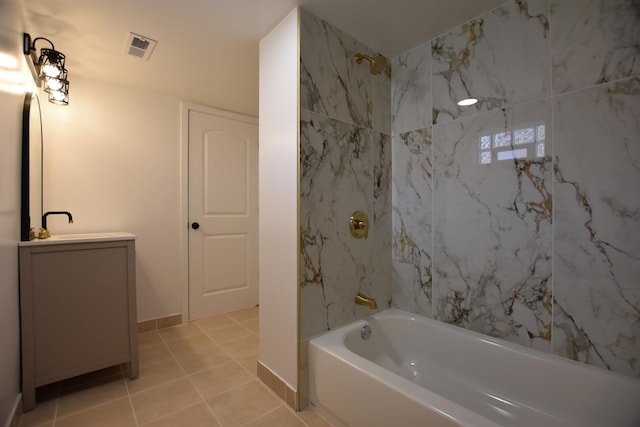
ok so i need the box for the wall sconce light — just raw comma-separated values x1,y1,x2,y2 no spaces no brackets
23,33,70,105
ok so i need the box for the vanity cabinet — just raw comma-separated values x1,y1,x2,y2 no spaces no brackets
18,233,138,411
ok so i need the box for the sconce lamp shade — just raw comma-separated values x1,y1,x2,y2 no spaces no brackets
43,68,67,92
48,79,69,105
38,48,66,79
23,33,70,105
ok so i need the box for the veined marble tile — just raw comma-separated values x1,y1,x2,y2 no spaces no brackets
551,0,640,95
372,64,391,135
392,128,433,317
300,9,386,130
371,132,392,311
553,77,640,377
432,99,553,351
392,42,432,135
431,0,550,124
299,110,375,339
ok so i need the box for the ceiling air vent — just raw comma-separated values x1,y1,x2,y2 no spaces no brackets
124,32,157,60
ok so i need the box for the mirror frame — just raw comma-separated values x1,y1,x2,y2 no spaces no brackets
21,92,43,241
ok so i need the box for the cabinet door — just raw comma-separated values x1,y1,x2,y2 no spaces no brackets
31,245,130,382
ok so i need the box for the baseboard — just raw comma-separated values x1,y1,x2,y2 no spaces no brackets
6,394,22,427
257,360,299,410
137,314,182,333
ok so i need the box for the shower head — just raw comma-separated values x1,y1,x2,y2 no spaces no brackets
354,53,389,75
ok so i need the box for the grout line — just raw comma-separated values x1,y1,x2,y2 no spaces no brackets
123,379,140,427
241,405,284,426
51,385,60,426
43,308,260,427
137,401,211,427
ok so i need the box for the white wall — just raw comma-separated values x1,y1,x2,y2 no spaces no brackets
40,76,184,322
0,93,23,426
0,0,26,422
258,8,299,390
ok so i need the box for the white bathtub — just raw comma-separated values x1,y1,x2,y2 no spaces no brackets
308,309,640,427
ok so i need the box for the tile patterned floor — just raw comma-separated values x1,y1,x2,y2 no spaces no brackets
19,307,333,427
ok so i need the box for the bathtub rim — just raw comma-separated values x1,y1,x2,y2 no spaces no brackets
308,308,640,427
308,310,501,427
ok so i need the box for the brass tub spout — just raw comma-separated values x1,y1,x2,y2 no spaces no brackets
355,293,377,310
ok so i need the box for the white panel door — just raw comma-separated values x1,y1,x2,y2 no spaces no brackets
188,110,258,320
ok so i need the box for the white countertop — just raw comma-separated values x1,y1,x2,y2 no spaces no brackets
19,232,136,246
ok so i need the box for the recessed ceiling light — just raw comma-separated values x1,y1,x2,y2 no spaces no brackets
457,98,478,106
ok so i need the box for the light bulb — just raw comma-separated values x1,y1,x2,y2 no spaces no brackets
46,77,63,91
42,63,60,78
52,90,66,101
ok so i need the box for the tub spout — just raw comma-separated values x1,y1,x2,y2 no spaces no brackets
355,293,377,310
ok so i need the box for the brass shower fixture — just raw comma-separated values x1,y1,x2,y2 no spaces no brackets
354,53,389,76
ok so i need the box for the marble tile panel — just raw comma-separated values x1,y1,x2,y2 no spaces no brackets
392,42,432,134
300,9,374,128
299,110,374,339
551,0,640,95
553,77,640,377
432,99,553,351
392,127,433,317
371,131,392,311
372,66,391,135
432,0,550,124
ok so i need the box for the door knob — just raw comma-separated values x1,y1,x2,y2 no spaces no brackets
191,222,200,230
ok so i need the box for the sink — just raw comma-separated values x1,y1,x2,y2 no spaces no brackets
18,232,136,246
50,233,120,240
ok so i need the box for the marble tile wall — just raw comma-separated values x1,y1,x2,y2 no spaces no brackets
392,0,640,377
299,9,392,342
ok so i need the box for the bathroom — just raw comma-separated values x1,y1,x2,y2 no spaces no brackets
1,0,639,425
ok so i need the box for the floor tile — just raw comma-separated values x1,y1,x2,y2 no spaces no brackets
206,380,281,427
141,402,221,427
296,408,334,427
226,307,259,323
157,323,202,343
138,331,164,349
245,406,306,427
126,359,185,395
165,334,221,359
18,397,56,427
194,315,236,332
139,343,174,368
240,318,259,334
175,347,233,375
55,397,136,427
131,377,202,425
57,376,128,417
236,354,258,377
189,361,252,400
218,335,258,359
205,324,254,344
20,308,283,427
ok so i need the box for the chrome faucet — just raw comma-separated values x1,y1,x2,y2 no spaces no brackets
355,293,377,310
39,211,74,239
